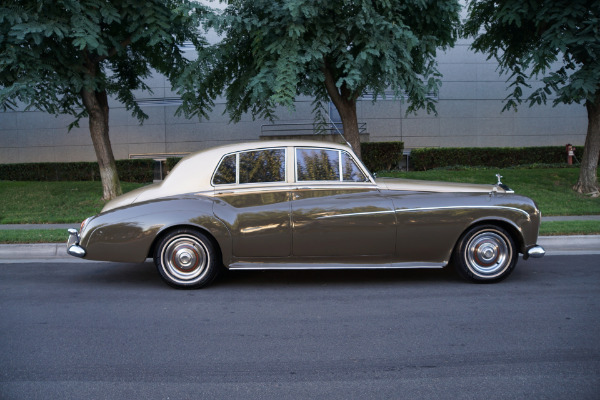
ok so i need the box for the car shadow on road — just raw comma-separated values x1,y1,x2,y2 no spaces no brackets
70,259,548,290
68,261,465,290
214,266,462,289
66,261,166,289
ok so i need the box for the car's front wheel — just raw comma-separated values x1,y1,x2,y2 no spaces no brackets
154,228,220,289
453,225,517,283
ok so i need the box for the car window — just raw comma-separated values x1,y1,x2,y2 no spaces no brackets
296,148,340,181
239,149,285,184
342,151,368,182
213,153,236,185
213,148,285,185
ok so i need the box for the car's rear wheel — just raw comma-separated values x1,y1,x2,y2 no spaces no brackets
453,225,517,283
154,228,220,289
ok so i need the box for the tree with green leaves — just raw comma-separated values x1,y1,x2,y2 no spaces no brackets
463,0,600,196
179,0,461,159
0,0,208,200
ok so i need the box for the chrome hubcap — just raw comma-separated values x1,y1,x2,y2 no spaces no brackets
175,247,197,270
466,231,511,278
161,234,209,282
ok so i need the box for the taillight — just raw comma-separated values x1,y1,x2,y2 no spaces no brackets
80,217,91,232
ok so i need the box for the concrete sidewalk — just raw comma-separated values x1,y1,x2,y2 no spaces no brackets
0,235,598,262
542,215,600,221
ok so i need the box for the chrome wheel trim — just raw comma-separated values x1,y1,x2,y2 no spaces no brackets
465,230,512,278
160,234,210,283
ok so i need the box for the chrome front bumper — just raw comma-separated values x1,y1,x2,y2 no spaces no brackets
67,228,86,258
525,245,545,259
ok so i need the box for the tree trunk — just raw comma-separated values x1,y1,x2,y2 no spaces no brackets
335,99,362,160
573,96,600,196
321,60,362,159
80,88,122,201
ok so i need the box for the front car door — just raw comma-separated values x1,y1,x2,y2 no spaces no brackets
291,147,397,258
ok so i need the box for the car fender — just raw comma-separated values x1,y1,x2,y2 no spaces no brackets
389,192,539,264
80,195,231,264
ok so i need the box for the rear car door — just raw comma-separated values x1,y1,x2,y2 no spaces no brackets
212,148,292,258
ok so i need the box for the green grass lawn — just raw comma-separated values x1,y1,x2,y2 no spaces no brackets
0,167,598,243
539,221,600,236
379,167,600,216
0,229,67,244
0,181,147,224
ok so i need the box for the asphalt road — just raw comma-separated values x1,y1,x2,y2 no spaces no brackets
1,255,599,399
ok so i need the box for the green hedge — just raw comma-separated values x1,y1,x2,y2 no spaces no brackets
166,157,182,172
165,142,406,174
361,142,405,172
411,146,582,171
0,145,580,181
0,159,154,182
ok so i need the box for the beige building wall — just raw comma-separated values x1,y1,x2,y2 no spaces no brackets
0,40,588,164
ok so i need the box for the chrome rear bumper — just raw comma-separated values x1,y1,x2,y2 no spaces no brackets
67,228,86,258
526,245,545,259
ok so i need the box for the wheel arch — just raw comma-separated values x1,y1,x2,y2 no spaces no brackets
148,224,224,264
452,218,525,258
450,219,522,282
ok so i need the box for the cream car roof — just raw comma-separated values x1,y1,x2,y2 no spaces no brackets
164,140,356,192
102,140,359,212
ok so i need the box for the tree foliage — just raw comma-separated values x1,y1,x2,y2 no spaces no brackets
179,0,461,158
0,0,208,199
463,0,600,195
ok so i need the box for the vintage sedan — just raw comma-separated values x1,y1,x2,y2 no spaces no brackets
67,140,545,288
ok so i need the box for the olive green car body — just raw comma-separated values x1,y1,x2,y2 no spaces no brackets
68,141,543,280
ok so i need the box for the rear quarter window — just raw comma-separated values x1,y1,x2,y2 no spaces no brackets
213,154,236,185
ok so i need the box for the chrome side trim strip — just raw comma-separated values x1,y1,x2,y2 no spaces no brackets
316,205,530,221
316,210,396,219
395,205,531,219
228,262,446,270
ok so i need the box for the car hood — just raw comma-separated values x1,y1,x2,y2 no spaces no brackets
375,177,503,193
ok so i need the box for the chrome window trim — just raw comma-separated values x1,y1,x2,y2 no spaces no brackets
290,182,377,190
295,147,341,182
341,150,369,183
211,152,237,186
212,147,287,187
338,150,343,182
294,146,375,184
235,152,240,184
214,183,296,196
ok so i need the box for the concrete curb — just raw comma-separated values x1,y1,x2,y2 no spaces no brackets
0,243,68,259
536,235,600,255
1,235,599,262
